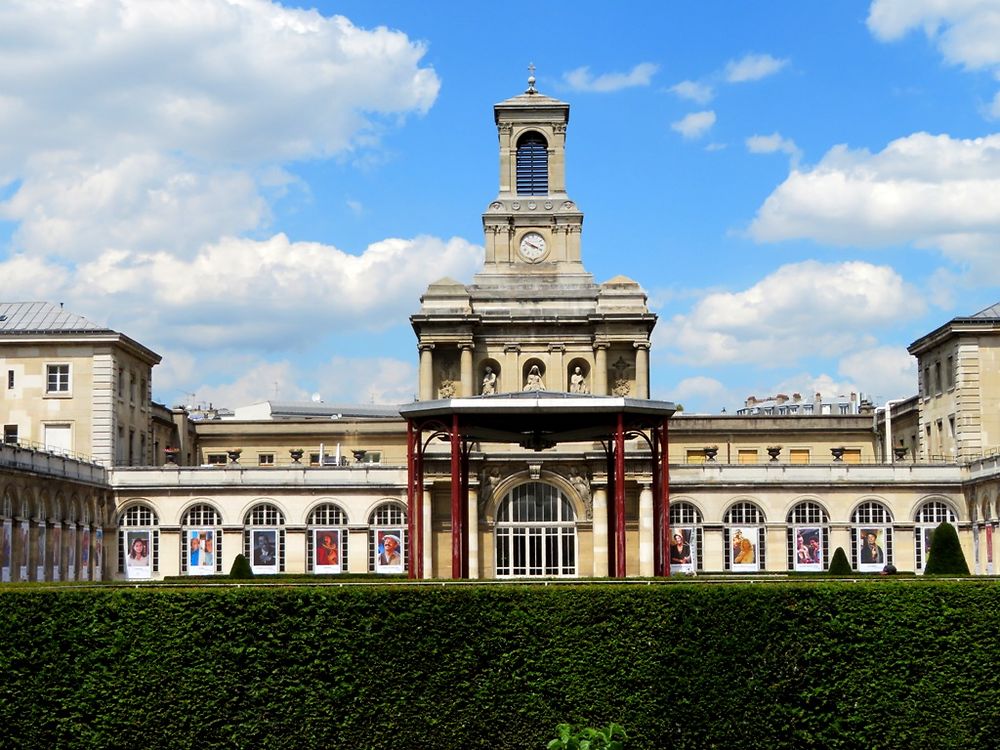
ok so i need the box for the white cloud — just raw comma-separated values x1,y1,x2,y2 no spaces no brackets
745,132,803,166
724,53,788,83
656,261,924,367
562,63,659,93
868,0,1000,70
0,234,483,351
669,80,715,104
668,376,731,409
748,132,1000,258
671,110,716,139
838,346,917,401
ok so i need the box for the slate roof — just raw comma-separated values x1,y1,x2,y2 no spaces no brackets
0,302,109,333
969,302,1000,319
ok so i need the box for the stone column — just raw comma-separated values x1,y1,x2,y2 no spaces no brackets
460,345,474,397
592,485,608,577
467,487,479,579
348,528,369,573
422,489,433,579
284,528,307,574
638,485,654,576
703,527,725,572
503,345,520,392
159,529,182,577
594,344,608,396
548,345,565,391
766,525,787,572
418,344,434,401
634,343,650,399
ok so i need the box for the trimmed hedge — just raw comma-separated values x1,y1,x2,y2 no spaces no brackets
924,522,970,575
2,582,1000,748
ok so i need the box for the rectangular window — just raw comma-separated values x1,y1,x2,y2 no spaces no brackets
117,367,124,398
737,449,757,464
948,416,956,454
258,453,275,467
310,452,322,466
789,449,810,465
140,378,146,407
46,364,70,393
922,365,930,396
3,424,17,444
359,451,382,464
935,361,943,395
129,373,136,403
6,370,12,389
206,453,227,466
686,449,706,464
946,356,955,389
842,449,862,464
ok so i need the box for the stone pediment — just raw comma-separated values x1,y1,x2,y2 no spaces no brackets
597,276,649,313
417,277,472,314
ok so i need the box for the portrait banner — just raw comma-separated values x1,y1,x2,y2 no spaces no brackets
188,529,216,575
35,524,46,581
857,527,887,573
669,526,696,574
375,528,404,574
67,526,76,581
314,528,342,574
94,528,103,581
125,529,152,579
251,529,279,574
81,528,91,581
730,526,760,572
20,520,29,581
793,526,823,572
1,518,11,583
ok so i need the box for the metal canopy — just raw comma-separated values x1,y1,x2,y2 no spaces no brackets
400,391,676,449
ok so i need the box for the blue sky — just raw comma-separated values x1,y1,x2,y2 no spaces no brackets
2,0,1000,412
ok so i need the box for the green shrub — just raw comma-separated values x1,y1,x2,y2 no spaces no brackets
828,546,852,575
548,722,627,750
228,553,254,579
924,522,970,575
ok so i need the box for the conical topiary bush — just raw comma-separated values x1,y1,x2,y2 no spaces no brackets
828,546,852,575
229,553,254,579
923,522,969,575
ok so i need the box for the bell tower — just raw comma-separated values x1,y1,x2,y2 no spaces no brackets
411,73,656,401
479,69,586,280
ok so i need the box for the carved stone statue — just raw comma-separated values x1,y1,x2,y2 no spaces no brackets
568,467,593,520
524,365,544,391
569,366,588,394
438,369,457,399
481,366,497,395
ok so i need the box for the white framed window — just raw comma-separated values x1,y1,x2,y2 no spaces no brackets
181,503,223,575
308,502,349,573
368,501,407,573
852,500,893,571
724,501,765,572
914,500,958,573
243,503,285,573
495,483,576,578
786,501,829,571
117,504,158,577
670,501,703,572
46,364,70,394
258,453,275,467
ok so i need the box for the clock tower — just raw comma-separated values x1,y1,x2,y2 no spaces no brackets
412,74,656,401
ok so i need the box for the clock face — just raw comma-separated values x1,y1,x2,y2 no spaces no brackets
519,232,546,262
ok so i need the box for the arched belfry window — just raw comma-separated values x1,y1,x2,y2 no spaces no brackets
516,132,548,195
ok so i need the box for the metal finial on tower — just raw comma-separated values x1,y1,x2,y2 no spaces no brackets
526,62,536,94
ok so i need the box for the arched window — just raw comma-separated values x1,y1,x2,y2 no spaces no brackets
182,503,223,575
243,503,284,573
495,482,576,577
914,499,958,573
308,502,349,574
516,132,548,195
118,504,158,579
669,501,702,572
724,501,765,572
786,501,829,571
368,501,407,574
852,500,893,571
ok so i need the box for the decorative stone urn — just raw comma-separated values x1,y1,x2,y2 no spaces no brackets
704,446,719,462
226,448,242,464
164,447,179,465
289,448,304,464
893,446,908,461
830,447,845,462
352,449,367,463
766,446,782,462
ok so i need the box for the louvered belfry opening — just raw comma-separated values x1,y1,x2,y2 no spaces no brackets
516,132,548,195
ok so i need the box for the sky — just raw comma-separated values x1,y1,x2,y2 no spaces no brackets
2,0,1000,413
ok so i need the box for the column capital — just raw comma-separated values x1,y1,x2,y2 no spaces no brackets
594,341,610,351
633,341,651,351
548,344,566,353
504,344,521,354
418,343,435,352
458,342,475,352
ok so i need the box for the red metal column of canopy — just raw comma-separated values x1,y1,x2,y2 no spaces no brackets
650,422,662,576
460,436,470,579
450,413,464,579
660,417,671,575
615,413,626,578
406,421,416,579
606,437,616,577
